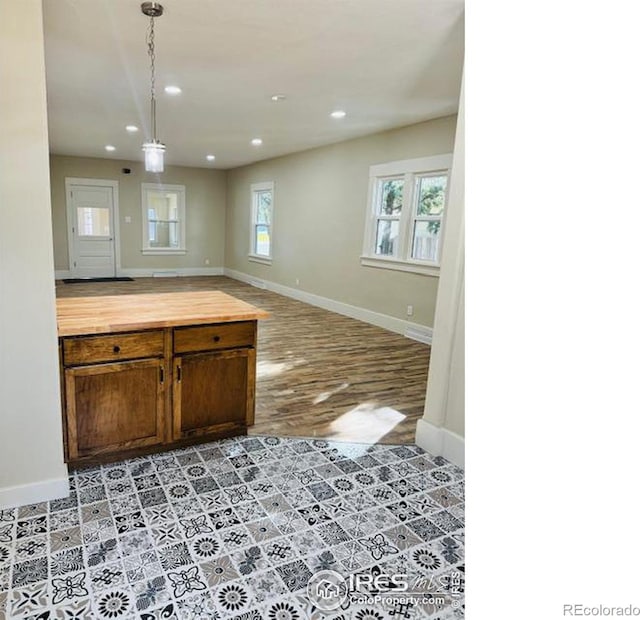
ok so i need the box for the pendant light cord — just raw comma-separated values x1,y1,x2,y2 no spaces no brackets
147,16,157,141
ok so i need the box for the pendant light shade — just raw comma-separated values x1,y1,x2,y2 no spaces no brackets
141,2,166,172
143,140,165,173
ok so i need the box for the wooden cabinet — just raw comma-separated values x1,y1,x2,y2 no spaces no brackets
172,321,257,440
174,322,255,354
65,358,165,460
63,330,164,365
173,348,255,440
57,291,268,467
60,323,257,466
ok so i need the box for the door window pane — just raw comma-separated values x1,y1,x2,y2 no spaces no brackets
416,176,447,216
77,207,110,236
375,220,399,256
378,179,404,215
412,221,441,261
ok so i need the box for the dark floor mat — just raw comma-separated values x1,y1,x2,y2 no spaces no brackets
62,277,134,283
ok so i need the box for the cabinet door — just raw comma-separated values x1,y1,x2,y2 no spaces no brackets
173,348,255,440
65,358,165,460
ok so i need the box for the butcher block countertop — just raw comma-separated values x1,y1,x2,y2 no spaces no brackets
57,291,270,337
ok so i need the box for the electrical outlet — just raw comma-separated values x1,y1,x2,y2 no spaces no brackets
407,305,414,316
295,278,300,286
204,258,210,266
124,216,132,224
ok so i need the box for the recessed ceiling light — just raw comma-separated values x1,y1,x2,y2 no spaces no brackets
164,85,182,95
206,155,215,161
330,110,347,119
251,138,263,146
271,94,286,102
105,145,116,151
125,125,139,133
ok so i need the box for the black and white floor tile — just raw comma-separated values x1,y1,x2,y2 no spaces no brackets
0,437,464,619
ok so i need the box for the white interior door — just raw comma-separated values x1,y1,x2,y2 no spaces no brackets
67,183,116,278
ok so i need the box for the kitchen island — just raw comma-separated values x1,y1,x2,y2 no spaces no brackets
57,290,269,467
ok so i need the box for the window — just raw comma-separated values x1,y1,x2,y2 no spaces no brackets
76,207,111,237
362,154,452,276
373,177,404,257
411,174,447,262
249,181,273,264
141,183,186,254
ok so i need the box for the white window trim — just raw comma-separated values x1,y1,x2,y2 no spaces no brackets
248,255,273,266
141,183,187,255
249,181,274,264
361,154,453,277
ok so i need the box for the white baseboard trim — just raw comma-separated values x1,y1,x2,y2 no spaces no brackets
0,476,70,510
415,419,465,468
403,326,433,344
56,267,224,280
224,268,432,343
119,267,225,278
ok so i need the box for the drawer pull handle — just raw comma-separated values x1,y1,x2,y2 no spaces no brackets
113,345,121,353
212,336,221,343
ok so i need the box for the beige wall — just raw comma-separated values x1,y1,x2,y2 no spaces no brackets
50,156,227,272
0,0,68,505
225,117,457,328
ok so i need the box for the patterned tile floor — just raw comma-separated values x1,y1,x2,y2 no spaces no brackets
0,436,465,620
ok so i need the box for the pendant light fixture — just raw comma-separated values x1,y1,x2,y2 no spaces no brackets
141,2,165,172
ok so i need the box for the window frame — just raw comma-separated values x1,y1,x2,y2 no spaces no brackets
141,183,186,255
361,154,452,277
410,171,448,262
372,175,405,259
249,181,274,265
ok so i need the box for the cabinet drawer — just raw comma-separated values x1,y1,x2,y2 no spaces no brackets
174,321,255,354
63,331,164,365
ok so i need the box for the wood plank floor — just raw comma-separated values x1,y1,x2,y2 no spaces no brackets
56,276,430,444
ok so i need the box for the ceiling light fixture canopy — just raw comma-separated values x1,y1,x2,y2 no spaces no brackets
141,2,165,172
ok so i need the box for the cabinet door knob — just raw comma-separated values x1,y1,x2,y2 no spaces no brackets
113,345,121,353
212,336,221,343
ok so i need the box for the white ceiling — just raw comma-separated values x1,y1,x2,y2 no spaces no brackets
43,0,464,170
